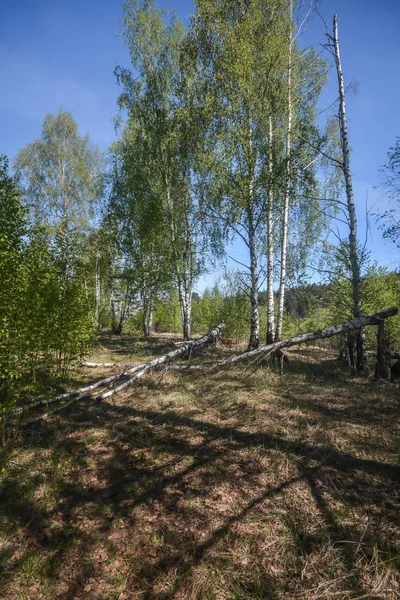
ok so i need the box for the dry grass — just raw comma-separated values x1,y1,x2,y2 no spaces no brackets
0,335,399,600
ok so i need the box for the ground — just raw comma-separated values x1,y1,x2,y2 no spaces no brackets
0,334,399,599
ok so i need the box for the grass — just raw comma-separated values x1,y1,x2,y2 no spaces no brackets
0,334,399,599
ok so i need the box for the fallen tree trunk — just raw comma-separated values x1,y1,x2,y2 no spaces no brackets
80,362,134,368
166,308,398,372
8,325,225,417
21,367,150,428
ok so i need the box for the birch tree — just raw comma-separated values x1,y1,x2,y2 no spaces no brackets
15,109,100,370
319,15,366,372
0,156,27,425
274,0,294,342
273,0,330,342
105,137,170,336
115,0,203,340
266,115,276,343
193,0,290,350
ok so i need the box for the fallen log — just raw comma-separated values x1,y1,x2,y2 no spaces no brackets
9,325,225,417
80,362,134,368
20,367,149,428
165,308,398,372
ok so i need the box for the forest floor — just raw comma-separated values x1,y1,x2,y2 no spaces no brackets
0,333,399,600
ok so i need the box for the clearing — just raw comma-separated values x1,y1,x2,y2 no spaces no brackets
1,334,399,600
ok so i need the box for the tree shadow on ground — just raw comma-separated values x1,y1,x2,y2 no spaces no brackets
1,358,399,599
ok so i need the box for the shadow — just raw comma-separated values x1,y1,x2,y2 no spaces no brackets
1,358,399,599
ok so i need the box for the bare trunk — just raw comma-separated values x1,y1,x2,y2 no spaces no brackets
95,252,101,330
166,178,194,342
333,14,366,373
266,115,275,344
111,292,118,333
275,0,293,342
178,278,192,341
143,296,154,337
247,119,259,351
178,219,193,341
248,219,260,351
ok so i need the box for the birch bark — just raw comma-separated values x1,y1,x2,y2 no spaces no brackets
166,178,194,341
266,115,275,344
248,214,260,350
275,0,293,342
247,123,260,351
95,251,101,330
333,14,366,373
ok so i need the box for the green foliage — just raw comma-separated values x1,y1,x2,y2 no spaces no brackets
13,109,100,378
377,137,400,248
363,268,400,348
324,264,400,351
0,156,27,414
154,291,182,333
190,277,251,340
15,107,102,232
108,0,206,336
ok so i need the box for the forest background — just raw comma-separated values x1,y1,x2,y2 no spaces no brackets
1,0,400,419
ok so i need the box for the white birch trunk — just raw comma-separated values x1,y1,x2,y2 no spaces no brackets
111,291,117,333
333,15,366,373
95,252,101,330
181,283,192,341
247,121,260,351
166,178,193,342
178,224,193,341
275,0,293,342
248,217,260,351
266,115,275,344
143,294,154,337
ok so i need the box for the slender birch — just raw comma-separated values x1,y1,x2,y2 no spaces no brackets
275,0,293,342
266,115,275,344
332,14,366,372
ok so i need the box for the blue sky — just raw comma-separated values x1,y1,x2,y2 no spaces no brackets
1,0,399,291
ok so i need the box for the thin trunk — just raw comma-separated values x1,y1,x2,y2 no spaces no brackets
166,178,192,341
143,295,154,337
266,115,275,344
333,14,366,374
95,252,101,330
177,179,195,342
178,277,192,341
247,118,259,351
275,0,293,342
248,214,260,351
111,292,117,333
111,289,129,335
